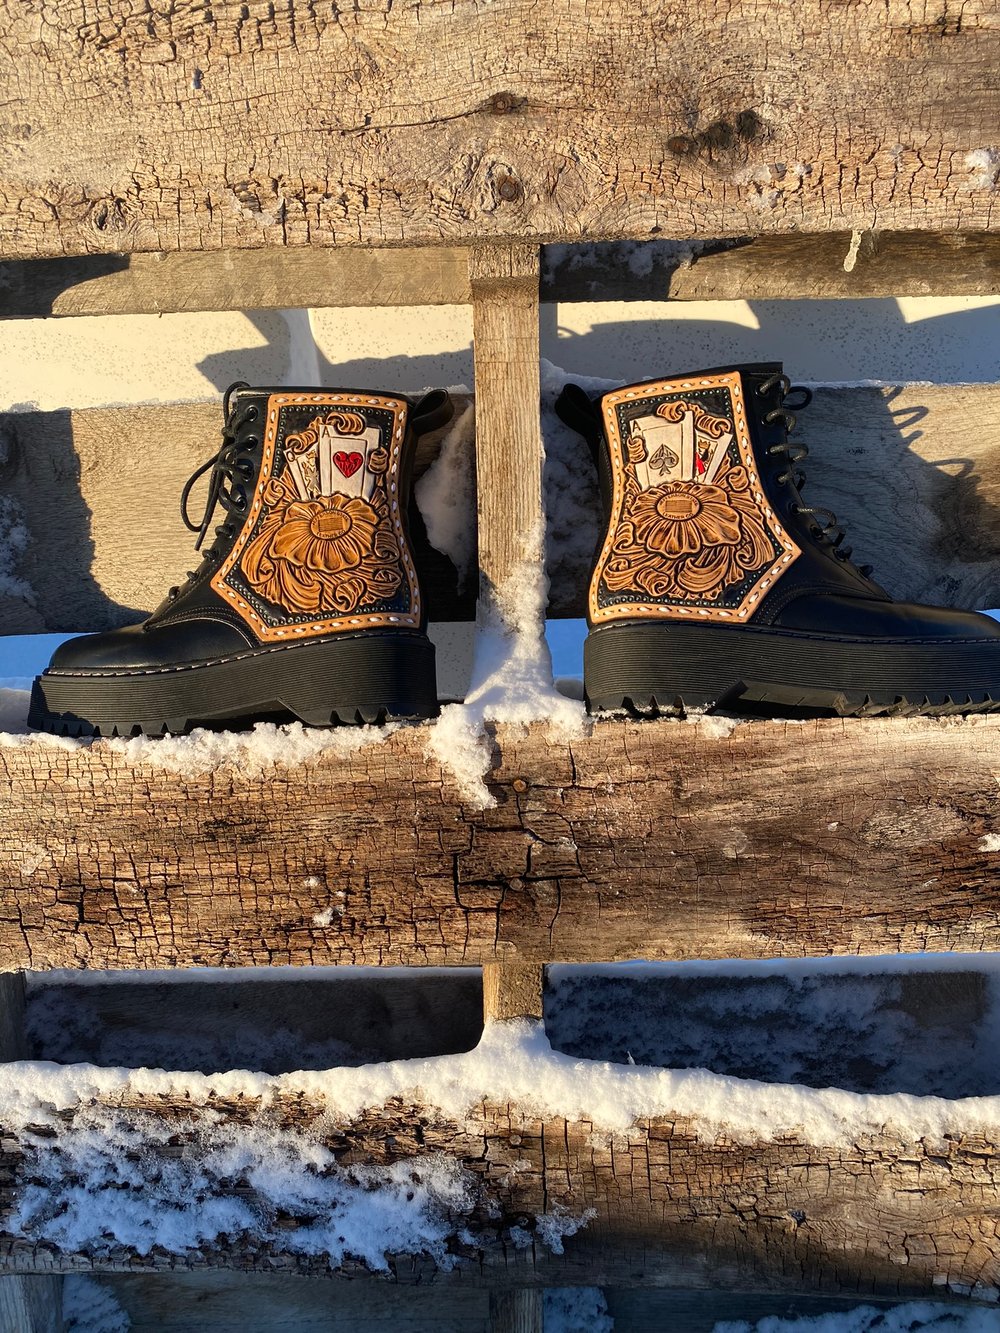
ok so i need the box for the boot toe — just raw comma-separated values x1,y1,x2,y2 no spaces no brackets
772,594,1000,640
45,620,253,673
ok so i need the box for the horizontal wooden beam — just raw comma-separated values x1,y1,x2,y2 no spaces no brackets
2,716,1000,971
1,384,998,635
30,1272,976,1333
2,233,998,319
1,2,998,258
1,1072,998,1296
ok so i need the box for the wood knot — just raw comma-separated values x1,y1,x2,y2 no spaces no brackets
666,110,768,161
486,91,524,115
89,198,131,234
496,174,524,204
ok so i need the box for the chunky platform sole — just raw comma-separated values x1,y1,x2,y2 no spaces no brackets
28,631,438,737
585,621,1000,718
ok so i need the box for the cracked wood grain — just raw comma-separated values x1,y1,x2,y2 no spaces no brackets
2,716,1000,971
0,2,997,259
3,384,1000,635
1,1082,999,1296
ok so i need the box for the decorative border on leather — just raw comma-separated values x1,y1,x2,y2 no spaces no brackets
590,371,801,625
212,392,419,642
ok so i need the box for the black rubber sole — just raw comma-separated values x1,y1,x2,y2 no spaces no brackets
585,621,1000,718
28,631,438,737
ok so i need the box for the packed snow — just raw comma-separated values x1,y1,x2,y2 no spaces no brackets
63,1276,130,1333
423,514,585,804
717,1305,1000,1333
413,398,477,587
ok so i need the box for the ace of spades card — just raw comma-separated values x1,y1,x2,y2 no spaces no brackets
630,402,733,489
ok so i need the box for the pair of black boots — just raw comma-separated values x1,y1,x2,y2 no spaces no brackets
29,365,1000,737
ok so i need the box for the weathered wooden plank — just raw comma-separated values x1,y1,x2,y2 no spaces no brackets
2,1079,1000,1297
0,249,473,319
470,247,545,1035
66,1274,492,1331
0,974,26,1063
3,384,999,635
1,1,998,260
2,716,1000,970
470,245,543,595
602,1289,986,1330
3,232,998,320
53,1274,963,1333
0,1278,65,1333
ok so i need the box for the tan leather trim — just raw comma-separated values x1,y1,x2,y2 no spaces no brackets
212,392,420,642
590,371,802,625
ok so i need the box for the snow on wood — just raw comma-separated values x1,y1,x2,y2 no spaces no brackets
2,1021,1000,1292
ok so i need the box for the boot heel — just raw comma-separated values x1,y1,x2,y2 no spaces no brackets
586,623,714,719
274,632,438,726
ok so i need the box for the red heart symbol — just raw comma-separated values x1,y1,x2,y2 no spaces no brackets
334,451,364,479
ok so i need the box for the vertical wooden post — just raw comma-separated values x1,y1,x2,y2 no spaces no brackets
490,1290,544,1333
482,963,544,1023
0,974,65,1333
468,243,543,604
471,245,546,1333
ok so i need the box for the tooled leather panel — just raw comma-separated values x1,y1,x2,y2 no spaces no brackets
212,392,420,643
590,371,802,626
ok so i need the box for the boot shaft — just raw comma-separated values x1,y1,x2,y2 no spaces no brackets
167,384,451,641
557,363,878,629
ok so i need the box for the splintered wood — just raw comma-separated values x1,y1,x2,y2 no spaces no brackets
1,1,998,258
2,716,1000,971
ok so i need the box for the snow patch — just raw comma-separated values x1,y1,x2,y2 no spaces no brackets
545,1287,615,1333
427,528,585,807
965,148,1000,191
0,685,30,730
715,1300,1000,1333
0,495,35,601
107,718,398,776
63,1275,131,1333
843,229,863,273
11,1096,477,1268
696,713,740,740
414,399,476,586
7,1019,1000,1152
979,834,1000,852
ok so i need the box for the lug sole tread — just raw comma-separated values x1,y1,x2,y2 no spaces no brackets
588,686,1000,719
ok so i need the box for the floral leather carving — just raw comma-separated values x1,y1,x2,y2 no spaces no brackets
591,371,801,625
212,392,419,642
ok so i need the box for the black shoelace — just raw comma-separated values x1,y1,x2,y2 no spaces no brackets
168,382,260,601
758,371,873,579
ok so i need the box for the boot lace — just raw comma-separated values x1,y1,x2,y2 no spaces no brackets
168,381,260,601
757,371,873,579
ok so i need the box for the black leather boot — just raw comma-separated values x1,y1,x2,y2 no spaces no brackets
556,364,1000,716
29,383,452,736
